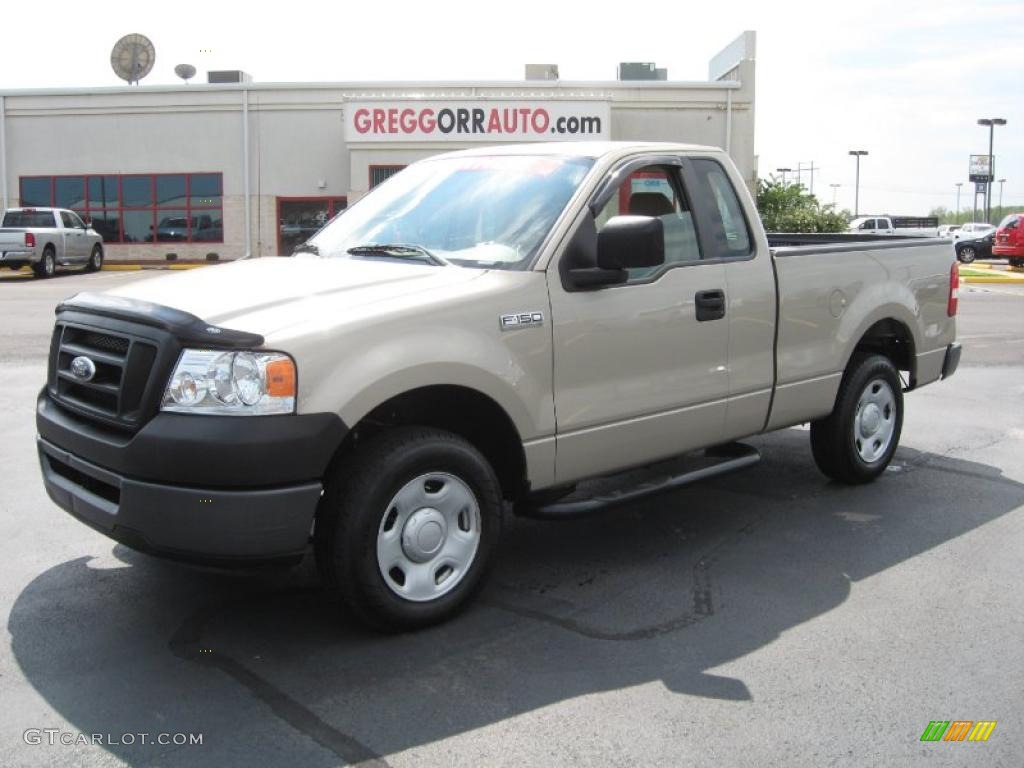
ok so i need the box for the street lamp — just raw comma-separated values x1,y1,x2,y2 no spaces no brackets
849,150,868,216
776,167,792,184
977,118,1007,223
830,183,840,206
997,178,1006,217
955,182,963,224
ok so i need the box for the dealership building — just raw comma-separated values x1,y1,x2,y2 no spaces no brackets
0,32,756,262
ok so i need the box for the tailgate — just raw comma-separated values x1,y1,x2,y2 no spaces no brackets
0,229,31,249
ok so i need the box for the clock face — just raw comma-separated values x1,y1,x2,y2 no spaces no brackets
111,34,155,83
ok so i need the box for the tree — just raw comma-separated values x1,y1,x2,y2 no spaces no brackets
756,177,850,233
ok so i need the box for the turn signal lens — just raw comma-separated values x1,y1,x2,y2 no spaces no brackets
266,358,297,397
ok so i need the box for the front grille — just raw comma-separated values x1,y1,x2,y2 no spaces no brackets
48,321,164,430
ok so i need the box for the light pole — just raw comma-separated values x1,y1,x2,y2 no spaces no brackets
830,183,840,206
849,150,868,217
997,178,1006,218
955,182,963,224
776,167,792,185
977,118,1006,223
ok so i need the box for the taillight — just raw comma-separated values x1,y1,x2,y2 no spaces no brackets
948,262,959,317
25,232,36,247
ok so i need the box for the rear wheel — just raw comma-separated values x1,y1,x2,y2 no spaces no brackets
314,426,502,631
32,247,56,279
956,244,976,264
86,245,103,272
810,354,904,484
1010,258,1024,269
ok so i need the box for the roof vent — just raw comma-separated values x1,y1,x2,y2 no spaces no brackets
525,64,559,81
617,62,667,81
207,70,252,84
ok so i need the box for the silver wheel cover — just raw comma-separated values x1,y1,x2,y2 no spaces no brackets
853,377,896,464
376,472,482,602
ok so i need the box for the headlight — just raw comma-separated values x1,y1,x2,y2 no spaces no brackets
161,349,296,415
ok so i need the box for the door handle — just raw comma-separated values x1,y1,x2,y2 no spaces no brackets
695,289,726,321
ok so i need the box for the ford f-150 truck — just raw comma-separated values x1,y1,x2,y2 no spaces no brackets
1,207,105,277
36,142,960,630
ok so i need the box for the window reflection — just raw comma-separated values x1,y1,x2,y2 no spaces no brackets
156,211,191,242
123,211,154,243
20,177,51,207
89,211,122,243
156,175,187,207
122,176,153,207
17,173,223,245
55,176,85,209
87,176,119,207
189,174,222,206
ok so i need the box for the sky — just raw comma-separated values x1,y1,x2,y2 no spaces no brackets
1,0,1021,218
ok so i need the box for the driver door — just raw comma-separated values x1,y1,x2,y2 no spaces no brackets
547,159,729,484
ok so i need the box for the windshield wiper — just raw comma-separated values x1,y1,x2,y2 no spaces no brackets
346,243,449,266
291,242,319,256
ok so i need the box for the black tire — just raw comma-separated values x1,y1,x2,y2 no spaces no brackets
32,247,56,279
956,244,975,264
1010,258,1024,269
86,245,103,272
314,426,502,631
810,353,904,485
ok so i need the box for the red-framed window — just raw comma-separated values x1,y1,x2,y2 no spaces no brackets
276,196,347,255
369,165,406,189
18,173,223,245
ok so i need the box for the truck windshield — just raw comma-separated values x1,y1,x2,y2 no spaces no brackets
306,155,594,269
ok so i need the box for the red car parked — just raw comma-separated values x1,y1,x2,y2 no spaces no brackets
993,213,1024,267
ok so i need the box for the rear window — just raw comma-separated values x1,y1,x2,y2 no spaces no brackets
691,158,753,258
2,211,56,228
998,214,1020,229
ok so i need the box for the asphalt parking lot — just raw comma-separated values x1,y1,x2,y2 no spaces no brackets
2,269,1023,767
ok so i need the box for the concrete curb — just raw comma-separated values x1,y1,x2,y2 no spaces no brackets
961,274,1024,284
102,263,210,271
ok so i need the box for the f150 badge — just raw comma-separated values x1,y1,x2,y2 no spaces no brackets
500,311,544,331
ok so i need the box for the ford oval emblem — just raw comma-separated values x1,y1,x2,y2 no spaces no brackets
70,356,97,382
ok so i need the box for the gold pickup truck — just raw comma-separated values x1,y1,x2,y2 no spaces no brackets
36,142,960,629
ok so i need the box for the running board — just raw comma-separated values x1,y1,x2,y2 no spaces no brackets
520,442,760,519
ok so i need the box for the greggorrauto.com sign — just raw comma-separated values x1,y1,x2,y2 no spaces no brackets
345,101,611,142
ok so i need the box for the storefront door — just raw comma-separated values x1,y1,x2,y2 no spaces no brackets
277,197,347,255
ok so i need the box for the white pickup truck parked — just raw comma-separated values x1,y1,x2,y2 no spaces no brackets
36,142,960,630
0,207,104,277
848,215,940,238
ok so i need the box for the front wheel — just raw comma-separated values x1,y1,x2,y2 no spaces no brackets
956,245,976,264
86,245,103,272
810,354,904,485
1010,258,1024,269
314,426,502,631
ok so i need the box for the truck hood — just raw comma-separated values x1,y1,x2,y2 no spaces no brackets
103,256,486,336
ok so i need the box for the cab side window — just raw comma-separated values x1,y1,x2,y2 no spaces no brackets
594,165,701,281
59,211,77,229
690,159,753,258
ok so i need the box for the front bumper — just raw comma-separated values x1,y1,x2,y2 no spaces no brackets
37,392,347,565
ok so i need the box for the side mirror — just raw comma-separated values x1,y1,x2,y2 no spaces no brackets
597,215,664,270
